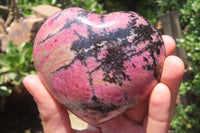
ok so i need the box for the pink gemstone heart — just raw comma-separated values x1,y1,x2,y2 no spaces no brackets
33,7,165,125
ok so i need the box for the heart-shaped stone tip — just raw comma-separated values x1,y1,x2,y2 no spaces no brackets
33,7,165,125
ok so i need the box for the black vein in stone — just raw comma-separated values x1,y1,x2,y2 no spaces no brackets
49,10,164,113
52,11,163,87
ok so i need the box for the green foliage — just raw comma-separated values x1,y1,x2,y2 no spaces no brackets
134,0,186,25
173,37,200,132
103,0,125,13
171,104,200,132
170,0,200,132
135,1,158,25
18,0,55,16
180,0,200,35
17,0,106,16
178,1,200,97
0,42,35,96
62,0,106,14
155,0,186,15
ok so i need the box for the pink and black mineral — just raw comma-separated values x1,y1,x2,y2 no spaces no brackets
33,7,166,125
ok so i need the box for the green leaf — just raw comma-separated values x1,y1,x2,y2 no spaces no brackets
0,67,11,73
0,75,4,85
0,86,12,96
12,75,24,85
6,41,20,55
0,53,10,67
8,72,17,80
7,72,24,85
51,0,57,5
6,54,21,67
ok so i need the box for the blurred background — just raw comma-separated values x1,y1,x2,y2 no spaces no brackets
0,0,199,133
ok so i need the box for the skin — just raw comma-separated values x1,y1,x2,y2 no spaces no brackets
23,35,184,133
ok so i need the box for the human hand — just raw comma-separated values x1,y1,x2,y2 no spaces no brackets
23,35,184,133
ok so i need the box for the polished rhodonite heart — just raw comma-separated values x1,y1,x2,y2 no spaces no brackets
33,7,166,125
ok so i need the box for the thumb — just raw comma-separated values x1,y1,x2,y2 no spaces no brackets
23,75,73,133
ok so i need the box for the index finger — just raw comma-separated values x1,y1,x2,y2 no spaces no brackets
162,35,176,56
